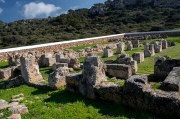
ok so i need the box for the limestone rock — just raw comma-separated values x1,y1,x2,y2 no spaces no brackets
162,39,168,49
162,67,180,91
7,114,21,119
52,63,68,71
144,43,155,57
0,99,8,110
116,42,125,54
132,40,140,48
103,46,113,57
154,41,162,53
20,53,43,84
132,52,144,63
41,53,56,66
69,58,80,69
104,64,132,79
8,104,28,114
80,56,107,99
127,42,133,51
48,67,69,89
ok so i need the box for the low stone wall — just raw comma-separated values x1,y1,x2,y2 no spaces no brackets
1,30,180,62
67,74,180,118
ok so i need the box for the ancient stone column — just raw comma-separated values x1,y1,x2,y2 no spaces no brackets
132,52,144,63
80,56,107,99
132,40,140,48
144,43,155,57
127,42,133,51
162,39,168,49
154,41,162,53
103,46,113,57
20,53,43,84
116,42,125,54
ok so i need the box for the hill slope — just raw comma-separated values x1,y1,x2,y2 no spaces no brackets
0,0,180,49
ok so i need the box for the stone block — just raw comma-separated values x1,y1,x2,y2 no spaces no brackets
144,43,155,57
154,41,162,53
52,63,68,71
20,53,43,84
132,40,140,48
66,72,82,93
162,67,180,91
48,66,69,89
116,42,125,54
162,39,168,49
103,48,113,57
132,52,144,63
104,64,132,79
127,42,133,51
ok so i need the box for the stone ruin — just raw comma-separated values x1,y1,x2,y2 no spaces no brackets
1,38,180,118
132,39,140,48
116,42,125,54
162,39,168,49
66,56,107,99
20,53,43,84
48,64,69,89
66,56,180,118
154,56,180,91
144,43,155,57
132,52,144,63
103,46,114,57
116,54,137,75
154,41,162,53
126,41,133,51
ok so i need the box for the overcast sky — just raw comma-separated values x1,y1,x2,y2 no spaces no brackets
0,0,106,23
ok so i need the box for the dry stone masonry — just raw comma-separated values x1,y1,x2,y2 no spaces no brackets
20,53,43,84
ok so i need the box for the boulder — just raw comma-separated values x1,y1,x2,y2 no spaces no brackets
48,67,69,89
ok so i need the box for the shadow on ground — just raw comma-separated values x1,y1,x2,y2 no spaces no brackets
43,89,159,119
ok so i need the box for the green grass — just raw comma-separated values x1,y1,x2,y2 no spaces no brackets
137,42,180,74
0,61,9,69
151,82,161,90
118,80,125,87
0,85,158,119
39,66,53,82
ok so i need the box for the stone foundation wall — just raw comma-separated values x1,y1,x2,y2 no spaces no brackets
66,74,180,118
1,30,180,62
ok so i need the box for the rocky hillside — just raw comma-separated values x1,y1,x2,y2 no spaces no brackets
0,0,180,49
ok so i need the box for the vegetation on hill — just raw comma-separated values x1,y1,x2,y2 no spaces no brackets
0,0,180,49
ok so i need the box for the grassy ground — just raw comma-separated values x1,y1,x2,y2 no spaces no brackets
0,85,158,119
0,61,9,69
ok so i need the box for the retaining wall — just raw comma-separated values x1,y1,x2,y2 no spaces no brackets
0,30,180,62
